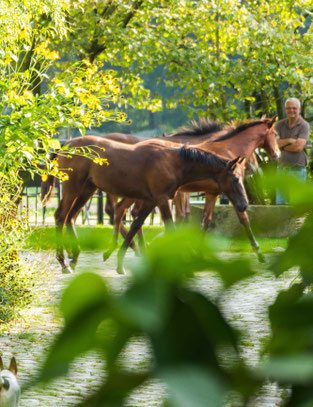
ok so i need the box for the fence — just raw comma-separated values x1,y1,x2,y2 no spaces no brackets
21,176,208,227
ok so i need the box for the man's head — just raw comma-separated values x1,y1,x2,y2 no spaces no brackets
285,98,301,121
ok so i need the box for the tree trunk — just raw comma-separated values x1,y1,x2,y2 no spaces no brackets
244,99,251,118
273,86,283,119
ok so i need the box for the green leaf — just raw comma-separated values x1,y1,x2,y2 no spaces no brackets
39,306,107,382
161,365,226,407
38,273,112,381
259,355,313,384
115,278,170,333
48,138,61,150
60,272,109,323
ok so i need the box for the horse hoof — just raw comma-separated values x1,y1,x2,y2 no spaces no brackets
103,251,112,262
116,266,126,275
257,252,266,263
69,260,77,270
62,266,73,274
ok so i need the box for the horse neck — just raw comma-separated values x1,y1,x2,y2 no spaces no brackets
201,127,264,158
179,157,220,185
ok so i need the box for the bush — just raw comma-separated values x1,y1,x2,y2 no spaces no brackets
0,175,41,322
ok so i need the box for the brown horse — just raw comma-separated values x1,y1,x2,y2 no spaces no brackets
101,133,189,225
97,124,225,257
102,118,279,262
42,137,248,274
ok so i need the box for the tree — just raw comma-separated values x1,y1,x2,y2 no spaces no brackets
56,0,313,124
0,0,124,181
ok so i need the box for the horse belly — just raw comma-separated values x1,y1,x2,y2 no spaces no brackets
179,178,220,194
89,166,154,201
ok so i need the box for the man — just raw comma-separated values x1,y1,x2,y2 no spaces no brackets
275,97,310,204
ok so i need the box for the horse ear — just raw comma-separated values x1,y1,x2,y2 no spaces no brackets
270,116,278,126
227,156,241,171
9,357,17,376
0,356,3,371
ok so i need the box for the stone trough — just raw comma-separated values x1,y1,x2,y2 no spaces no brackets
190,204,297,238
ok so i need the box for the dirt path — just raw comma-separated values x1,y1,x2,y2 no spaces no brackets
0,250,297,406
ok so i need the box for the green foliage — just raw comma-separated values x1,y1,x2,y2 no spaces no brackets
255,170,313,406
31,170,313,405
0,0,125,179
0,0,125,323
60,0,313,123
35,227,261,406
0,176,41,322
24,225,288,253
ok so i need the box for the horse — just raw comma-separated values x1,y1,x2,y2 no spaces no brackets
100,133,190,225
83,123,225,256
101,118,279,262
41,136,248,274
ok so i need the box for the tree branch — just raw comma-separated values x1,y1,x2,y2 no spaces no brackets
122,0,143,28
88,0,143,63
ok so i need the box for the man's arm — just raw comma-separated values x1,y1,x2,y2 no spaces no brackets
283,138,307,152
277,138,296,148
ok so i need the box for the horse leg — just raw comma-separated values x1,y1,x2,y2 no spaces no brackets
105,193,116,225
116,203,155,275
131,200,145,254
201,193,219,231
158,198,175,229
65,184,97,269
173,191,186,223
103,198,136,261
236,210,265,263
54,194,79,274
184,193,191,221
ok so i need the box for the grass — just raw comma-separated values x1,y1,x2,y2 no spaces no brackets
24,224,288,254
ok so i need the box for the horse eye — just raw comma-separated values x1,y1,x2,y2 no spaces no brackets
233,177,239,184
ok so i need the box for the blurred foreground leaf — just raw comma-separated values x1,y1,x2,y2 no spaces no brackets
161,365,225,407
39,273,111,381
260,355,313,384
142,226,255,288
34,226,263,404
259,169,313,215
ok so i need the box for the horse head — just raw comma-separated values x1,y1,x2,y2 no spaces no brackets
261,116,280,160
218,156,249,213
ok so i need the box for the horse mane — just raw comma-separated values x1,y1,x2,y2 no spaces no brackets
212,120,265,143
179,146,227,169
170,118,224,138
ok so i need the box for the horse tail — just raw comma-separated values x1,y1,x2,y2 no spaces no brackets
41,152,57,205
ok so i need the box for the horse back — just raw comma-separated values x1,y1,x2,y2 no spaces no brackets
99,132,142,144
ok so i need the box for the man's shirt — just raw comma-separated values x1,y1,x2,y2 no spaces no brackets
275,116,310,168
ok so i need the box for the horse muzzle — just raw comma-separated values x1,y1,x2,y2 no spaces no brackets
272,150,281,161
236,202,248,213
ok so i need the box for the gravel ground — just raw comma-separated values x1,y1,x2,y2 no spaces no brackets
0,249,297,406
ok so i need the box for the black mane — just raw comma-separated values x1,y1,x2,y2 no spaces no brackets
179,146,227,169
171,118,224,138
212,120,265,143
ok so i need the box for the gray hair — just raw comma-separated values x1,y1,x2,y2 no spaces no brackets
285,98,301,109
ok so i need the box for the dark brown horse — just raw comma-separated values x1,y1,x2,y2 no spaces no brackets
42,137,248,274
102,118,279,262
101,133,189,226
95,124,225,257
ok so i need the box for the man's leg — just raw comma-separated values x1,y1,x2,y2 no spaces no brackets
276,167,287,204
